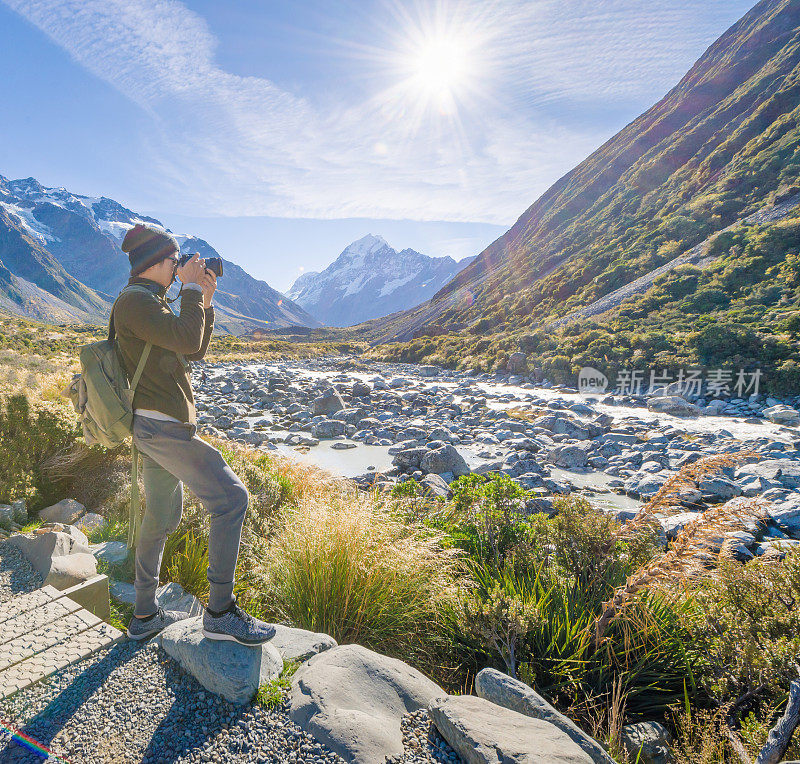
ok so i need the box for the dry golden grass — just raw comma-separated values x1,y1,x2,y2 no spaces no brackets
593,453,767,644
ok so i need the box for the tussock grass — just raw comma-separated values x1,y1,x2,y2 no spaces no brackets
247,489,463,671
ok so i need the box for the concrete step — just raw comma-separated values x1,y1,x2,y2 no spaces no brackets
0,582,123,699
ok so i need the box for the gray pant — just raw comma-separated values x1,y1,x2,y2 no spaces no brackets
131,414,249,617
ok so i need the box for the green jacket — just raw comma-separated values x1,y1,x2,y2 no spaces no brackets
112,278,214,423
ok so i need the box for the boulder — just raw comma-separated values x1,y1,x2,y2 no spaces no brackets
474,668,614,763
738,459,800,490
289,644,444,764
420,473,452,498
312,389,345,416
547,445,589,469
352,382,372,397
312,419,346,439
7,530,93,580
45,553,98,589
392,446,428,470
158,616,283,705
647,397,700,417
698,476,742,501
620,721,675,764
419,366,440,377
763,405,800,426
420,444,470,477
429,695,595,764
38,498,86,524
269,624,337,662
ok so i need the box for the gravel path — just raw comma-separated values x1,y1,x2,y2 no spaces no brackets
0,542,43,603
1,639,461,763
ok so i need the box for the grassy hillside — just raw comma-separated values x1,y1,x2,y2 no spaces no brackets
362,0,800,392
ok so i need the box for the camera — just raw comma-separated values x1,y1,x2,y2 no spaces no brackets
179,253,224,278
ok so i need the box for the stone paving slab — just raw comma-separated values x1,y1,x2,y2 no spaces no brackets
0,585,62,625
0,586,123,699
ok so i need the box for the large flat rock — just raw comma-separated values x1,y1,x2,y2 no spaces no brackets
429,694,596,764
475,668,614,763
158,616,283,705
289,643,444,764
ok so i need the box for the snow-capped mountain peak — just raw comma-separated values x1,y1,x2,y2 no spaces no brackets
287,235,475,327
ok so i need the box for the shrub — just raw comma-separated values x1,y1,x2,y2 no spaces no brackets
0,393,77,509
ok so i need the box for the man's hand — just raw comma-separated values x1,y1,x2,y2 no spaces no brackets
199,269,217,308
176,253,206,285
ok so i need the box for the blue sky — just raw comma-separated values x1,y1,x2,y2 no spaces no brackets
0,0,755,291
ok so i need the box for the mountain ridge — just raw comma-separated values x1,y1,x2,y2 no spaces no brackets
0,174,319,333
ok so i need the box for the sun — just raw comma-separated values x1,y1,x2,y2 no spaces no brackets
409,36,473,103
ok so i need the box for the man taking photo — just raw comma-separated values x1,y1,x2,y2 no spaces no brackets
115,223,276,645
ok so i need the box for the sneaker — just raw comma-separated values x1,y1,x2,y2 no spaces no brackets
202,598,276,646
127,607,190,640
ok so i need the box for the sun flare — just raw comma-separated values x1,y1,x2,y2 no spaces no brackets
409,36,472,102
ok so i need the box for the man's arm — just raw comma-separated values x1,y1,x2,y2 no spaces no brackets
116,289,206,355
185,306,214,361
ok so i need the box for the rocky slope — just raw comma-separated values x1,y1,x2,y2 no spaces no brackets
366,0,800,342
287,235,474,327
0,175,319,333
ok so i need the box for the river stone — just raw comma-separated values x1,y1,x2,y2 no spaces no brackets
312,388,345,416
312,419,346,439
289,643,444,764
429,695,595,764
647,397,700,417
763,404,800,426
420,444,470,477
620,721,675,764
156,582,204,616
474,668,614,763
158,616,283,705
738,459,800,490
38,498,86,524
269,624,337,662
547,444,589,469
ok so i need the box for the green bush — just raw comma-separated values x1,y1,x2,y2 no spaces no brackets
0,393,77,509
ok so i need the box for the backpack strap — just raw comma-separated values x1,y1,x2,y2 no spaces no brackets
129,343,152,393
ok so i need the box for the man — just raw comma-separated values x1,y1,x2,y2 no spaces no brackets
115,223,276,644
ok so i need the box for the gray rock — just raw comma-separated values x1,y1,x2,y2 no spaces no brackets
763,404,800,426
156,582,205,616
548,445,589,469
312,419,346,439
269,624,337,662
620,721,675,764
647,397,700,417
698,476,742,501
73,512,108,535
91,540,129,565
38,498,86,524
429,694,595,764
158,616,283,705
420,473,452,498
290,643,444,764
420,444,470,477
474,668,614,763
312,388,345,416
45,553,98,589
737,460,800,489
7,530,92,578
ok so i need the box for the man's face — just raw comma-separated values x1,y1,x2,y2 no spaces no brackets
140,253,179,287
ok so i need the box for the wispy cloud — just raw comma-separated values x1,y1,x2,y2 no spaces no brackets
3,0,751,224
